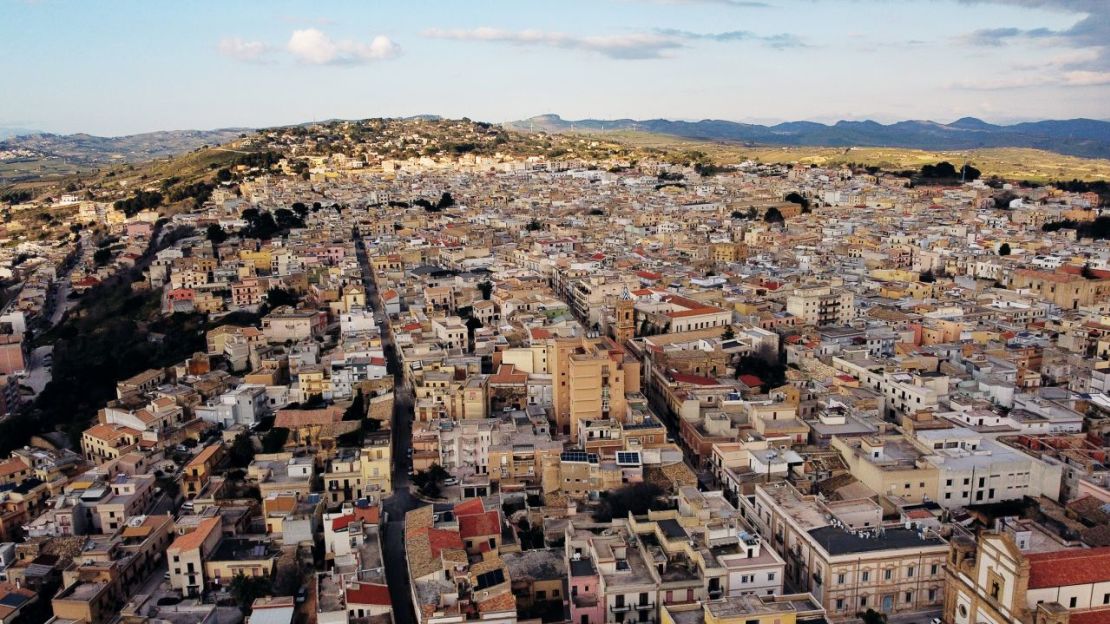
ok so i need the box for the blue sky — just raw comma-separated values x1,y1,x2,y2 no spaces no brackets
2,0,1108,135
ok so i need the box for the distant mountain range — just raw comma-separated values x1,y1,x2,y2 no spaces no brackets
504,115,1110,159
0,128,250,166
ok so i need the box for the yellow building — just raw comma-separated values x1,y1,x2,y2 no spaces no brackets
548,336,641,441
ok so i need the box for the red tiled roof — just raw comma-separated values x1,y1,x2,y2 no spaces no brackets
636,270,661,280
459,510,501,540
331,514,355,532
346,582,391,606
1026,547,1110,589
529,328,552,340
426,528,464,558
738,374,764,388
1070,609,1110,624
671,372,719,386
453,498,485,517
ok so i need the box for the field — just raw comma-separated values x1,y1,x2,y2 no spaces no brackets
601,131,1110,182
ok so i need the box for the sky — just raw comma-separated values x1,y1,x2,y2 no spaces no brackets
2,0,1109,136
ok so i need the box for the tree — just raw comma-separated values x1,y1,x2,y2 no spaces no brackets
437,192,455,209
206,223,228,245
998,242,1011,256
477,281,493,300
856,609,887,624
265,287,299,309
763,206,785,224
261,427,289,453
526,218,543,232
722,325,735,341
229,432,255,468
216,168,232,182
343,390,366,421
784,191,809,210
412,464,451,498
960,163,981,181
593,482,668,521
919,269,936,283
1081,263,1096,279
291,202,309,219
93,247,112,266
229,572,273,614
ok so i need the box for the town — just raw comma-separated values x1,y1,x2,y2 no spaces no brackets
0,116,1107,624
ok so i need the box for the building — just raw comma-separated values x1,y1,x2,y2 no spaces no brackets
945,531,1110,624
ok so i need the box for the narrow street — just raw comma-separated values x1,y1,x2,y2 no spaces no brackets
354,232,421,624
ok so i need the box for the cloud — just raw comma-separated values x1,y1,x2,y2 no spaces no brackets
287,28,401,65
955,0,1108,70
948,70,1110,89
637,0,772,7
421,27,684,59
959,26,1056,46
217,37,273,63
654,28,807,49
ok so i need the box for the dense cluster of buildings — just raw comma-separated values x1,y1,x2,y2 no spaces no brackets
0,119,1109,624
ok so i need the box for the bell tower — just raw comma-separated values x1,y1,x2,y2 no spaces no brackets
614,290,635,345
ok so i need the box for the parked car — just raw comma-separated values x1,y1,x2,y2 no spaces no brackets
443,477,459,486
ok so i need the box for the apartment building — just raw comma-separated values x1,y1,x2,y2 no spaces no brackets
745,482,948,621
786,286,855,327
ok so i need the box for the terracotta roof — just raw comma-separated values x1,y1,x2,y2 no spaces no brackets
738,374,764,388
275,406,345,427
168,517,220,553
0,458,29,478
458,510,501,540
346,582,391,606
1070,608,1110,624
671,372,720,386
453,498,485,517
185,443,222,468
1026,547,1110,588
476,590,517,614
331,514,355,532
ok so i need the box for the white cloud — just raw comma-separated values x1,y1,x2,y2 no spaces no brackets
217,37,272,63
287,28,401,65
1061,70,1110,86
422,27,683,60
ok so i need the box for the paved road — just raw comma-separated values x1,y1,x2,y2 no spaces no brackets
354,232,422,624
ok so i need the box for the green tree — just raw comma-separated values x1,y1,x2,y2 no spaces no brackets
593,482,668,521
229,432,255,468
261,427,289,453
216,168,232,182
856,609,887,624
477,281,493,300
998,242,1011,256
229,572,273,614
93,247,112,266
763,206,785,224
722,325,735,340
526,218,543,232
206,223,228,245
264,287,299,309
919,269,936,283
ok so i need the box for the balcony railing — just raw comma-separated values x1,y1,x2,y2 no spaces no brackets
611,604,632,613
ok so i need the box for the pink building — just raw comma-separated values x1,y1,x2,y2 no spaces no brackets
569,555,603,624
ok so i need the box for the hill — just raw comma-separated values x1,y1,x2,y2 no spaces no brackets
606,131,1110,183
0,128,249,184
506,114,1110,159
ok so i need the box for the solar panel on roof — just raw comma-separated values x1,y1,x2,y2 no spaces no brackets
0,594,28,608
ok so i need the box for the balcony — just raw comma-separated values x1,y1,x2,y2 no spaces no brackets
635,602,655,611
611,604,632,613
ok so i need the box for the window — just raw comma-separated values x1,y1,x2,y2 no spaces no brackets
837,573,846,584
862,571,870,582
905,591,913,603
931,564,939,575
767,572,775,581
907,566,915,578
884,569,892,581
860,596,868,607
1070,597,1078,608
